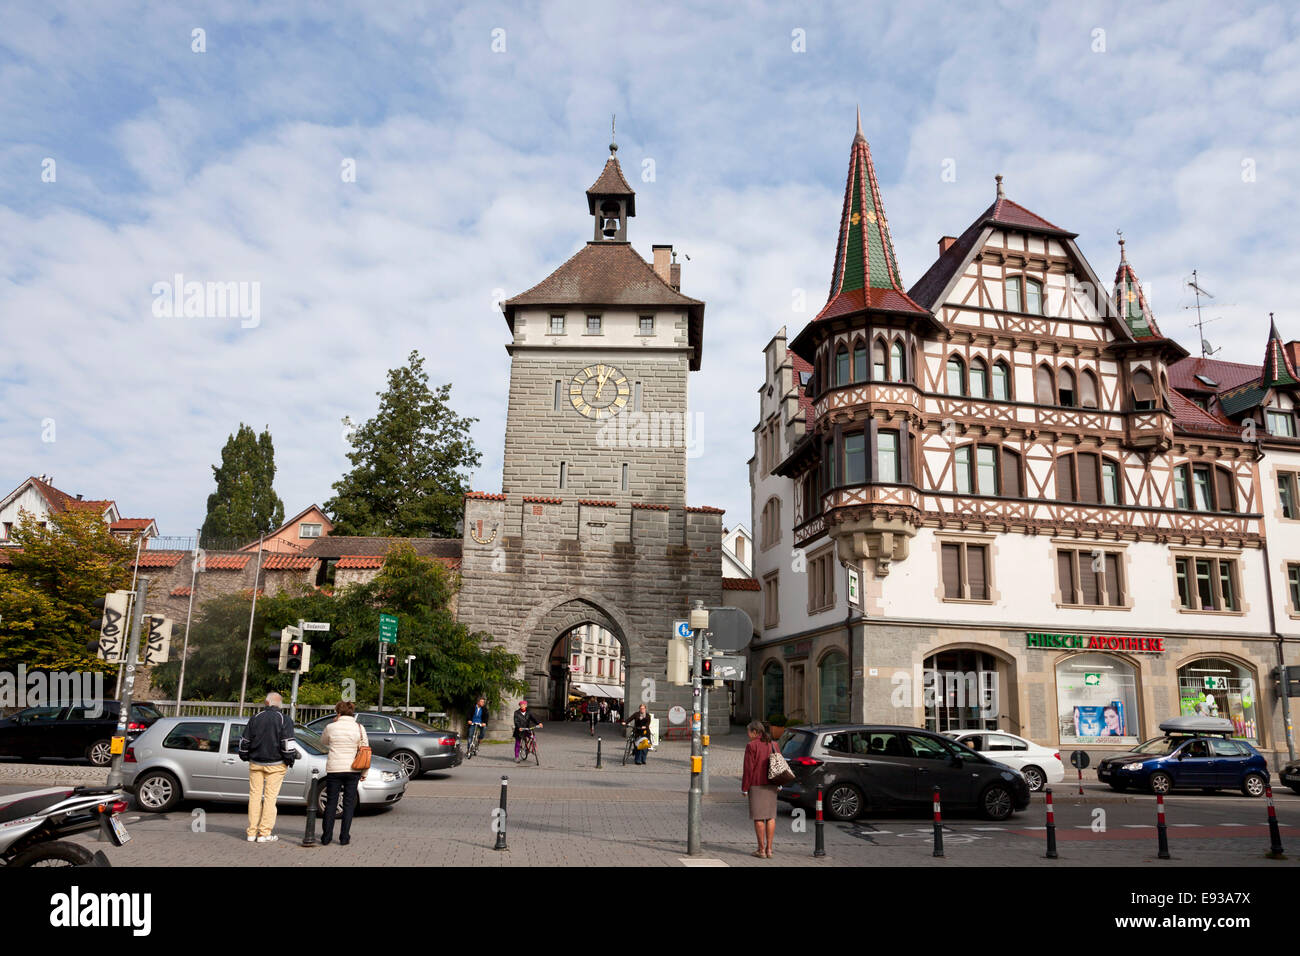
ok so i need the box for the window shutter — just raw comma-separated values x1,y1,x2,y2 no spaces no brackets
967,546,987,600
1057,456,1074,501
1214,468,1234,512
1057,551,1075,602
1079,552,1100,605
942,544,962,599
1035,366,1053,404
1104,553,1122,606
1001,449,1020,497
1077,453,1100,503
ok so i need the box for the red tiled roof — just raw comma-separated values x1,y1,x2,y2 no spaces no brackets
632,503,671,511
111,518,155,531
170,586,192,598
586,156,636,213
522,496,563,504
1169,356,1261,394
437,556,463,571
686,506,725,514
983,196,1071,236
28,477,115,516
261,554,315,570
1169,389,1238,435
206,554,252,571
721,577,761,591
465,491,507,501
790,350,814,424
337,555,384,570
505,242,702,312
136,551,185,568
814,287,929,322
304,536,461,560
578,500,617,507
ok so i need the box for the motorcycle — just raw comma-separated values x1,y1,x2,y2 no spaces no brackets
0,785,131,867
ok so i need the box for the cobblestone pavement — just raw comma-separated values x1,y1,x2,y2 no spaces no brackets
3,723,1297,866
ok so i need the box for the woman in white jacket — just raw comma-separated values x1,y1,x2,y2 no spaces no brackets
318,700,369,846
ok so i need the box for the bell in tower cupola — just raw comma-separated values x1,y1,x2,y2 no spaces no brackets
586,122,636,242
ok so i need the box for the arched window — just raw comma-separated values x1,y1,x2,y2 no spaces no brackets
924,649,999,731
1080,369,1099,409
1035,365,1055,405
853,342,867,384
946,356,966,396
1056,653,1139,744
872,338,887,380
761,496,782,549
1176,657,1259,742
991,360,1010,401
1025,278,1044,315
836,346,850,387
818,651,850,724
762,661,785,724
890,340,906,383
969,357,989,398
1131,368,1156,411
1058,368,1077,407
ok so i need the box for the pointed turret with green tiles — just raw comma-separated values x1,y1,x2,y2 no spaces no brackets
1112,237,1163,340
815,110,928,322
1261,315,1299,388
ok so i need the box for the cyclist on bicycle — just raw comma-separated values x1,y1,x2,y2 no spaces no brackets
625,703,652,765
466,696,488,756
512,700,542,763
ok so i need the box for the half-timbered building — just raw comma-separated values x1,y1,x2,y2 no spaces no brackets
749,117,1297,765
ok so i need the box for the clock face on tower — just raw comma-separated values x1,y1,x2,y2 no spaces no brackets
569,364,630,419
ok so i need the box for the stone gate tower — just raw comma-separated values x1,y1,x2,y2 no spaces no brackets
457,137,725,730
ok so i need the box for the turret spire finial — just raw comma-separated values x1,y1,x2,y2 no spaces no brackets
855,105,863,141
609,113,617,155
995,174,1004,199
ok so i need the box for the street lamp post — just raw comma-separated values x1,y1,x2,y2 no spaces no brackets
405,655,416,714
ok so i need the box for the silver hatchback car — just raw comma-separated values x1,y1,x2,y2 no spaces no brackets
121,715,407,814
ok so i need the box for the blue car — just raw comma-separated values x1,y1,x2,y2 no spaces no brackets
1096,716,1269,797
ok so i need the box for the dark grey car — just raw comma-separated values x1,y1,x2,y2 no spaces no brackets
306,712,462,777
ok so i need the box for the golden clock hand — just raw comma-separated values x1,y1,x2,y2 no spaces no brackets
595,367,610,400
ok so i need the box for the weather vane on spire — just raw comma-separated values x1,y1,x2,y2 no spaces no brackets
610,113,617,155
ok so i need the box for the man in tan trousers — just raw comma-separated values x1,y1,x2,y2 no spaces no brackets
238,692,298,843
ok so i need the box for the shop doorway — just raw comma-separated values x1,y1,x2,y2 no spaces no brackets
923,649,1001,732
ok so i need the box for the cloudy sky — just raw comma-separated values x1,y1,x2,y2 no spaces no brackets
3,1,1297,539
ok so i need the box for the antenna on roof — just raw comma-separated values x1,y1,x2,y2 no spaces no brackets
1185,270,1223,359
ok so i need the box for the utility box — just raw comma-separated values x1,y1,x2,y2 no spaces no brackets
667,636,691,685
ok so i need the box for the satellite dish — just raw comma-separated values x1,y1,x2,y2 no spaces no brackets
1202,340,1213,354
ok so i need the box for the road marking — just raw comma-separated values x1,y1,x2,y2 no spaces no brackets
679,858,727,867
1122,824,1153,828
1172,823,1200,828
971,827,1005,831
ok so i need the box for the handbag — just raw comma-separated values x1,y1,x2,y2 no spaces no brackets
636,735,651,750
767,742,795,785
350,722,372,772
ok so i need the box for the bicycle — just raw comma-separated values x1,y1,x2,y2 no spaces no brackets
516,727,540,766
465,723,484,759
622,724,636,766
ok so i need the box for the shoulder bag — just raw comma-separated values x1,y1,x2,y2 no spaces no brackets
767,741,795,785
350,721,372,772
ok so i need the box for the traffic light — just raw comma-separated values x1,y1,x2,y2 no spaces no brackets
700,657,713,679
384,654,397,680
286,642,305,671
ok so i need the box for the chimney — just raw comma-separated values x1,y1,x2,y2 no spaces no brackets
652,244,672,284
76,494,83,500
669,262,681,291
1287,341,1300,370
938,236,958,254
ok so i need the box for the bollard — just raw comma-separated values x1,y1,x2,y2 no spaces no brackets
1077,767,1084,797
596,736,603,769
493,776,509,851
1156,792,1170,860
813,789,826,858
1044,788,1058,859
302,773,321,847
932,786,944,858
1265,784,1286,859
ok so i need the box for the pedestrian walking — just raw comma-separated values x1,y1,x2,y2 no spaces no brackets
317,700,371,846
237,692,298,843
741,720,778,858
599,700,609,723
513,700,542,762
588,696,598,736
625,704,652,765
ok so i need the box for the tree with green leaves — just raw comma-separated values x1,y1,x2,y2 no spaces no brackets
150,542,521,714
325,350,480,537
200,423,284,546
0,509,133,672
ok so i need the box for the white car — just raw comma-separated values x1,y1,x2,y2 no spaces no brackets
944,730,1065,792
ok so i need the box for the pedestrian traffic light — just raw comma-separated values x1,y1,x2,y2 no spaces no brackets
384,654,397,679
287,642,305,671
700,657,713,679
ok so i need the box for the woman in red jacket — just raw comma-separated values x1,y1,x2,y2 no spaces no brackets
741,720,778,858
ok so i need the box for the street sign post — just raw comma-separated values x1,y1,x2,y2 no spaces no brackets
380,613,399,643
302,621,330,632
707,654,746,682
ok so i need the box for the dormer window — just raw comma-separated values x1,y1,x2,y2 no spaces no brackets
299,523,322,539
1267,409,1296,436
1005,276,1043,314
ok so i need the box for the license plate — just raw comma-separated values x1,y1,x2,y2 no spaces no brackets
109,813,131,846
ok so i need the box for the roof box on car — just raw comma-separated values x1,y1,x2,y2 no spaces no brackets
1158,715,1235,735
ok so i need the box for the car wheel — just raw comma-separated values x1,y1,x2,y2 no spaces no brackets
1020,765,1045,792
1148,772,1173,795
390,751,420,778
825,782,864,821
135,770,181,812
317,786,344,817
980,783,1014,821
1241,773,1267,798
86,739,113,767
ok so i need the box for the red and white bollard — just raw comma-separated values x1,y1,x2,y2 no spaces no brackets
932,786,944,858
1077,766,1084,796
813,788,826,858
1044,788,1058,859
1265,784,1285,859
1156,792,1170,859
